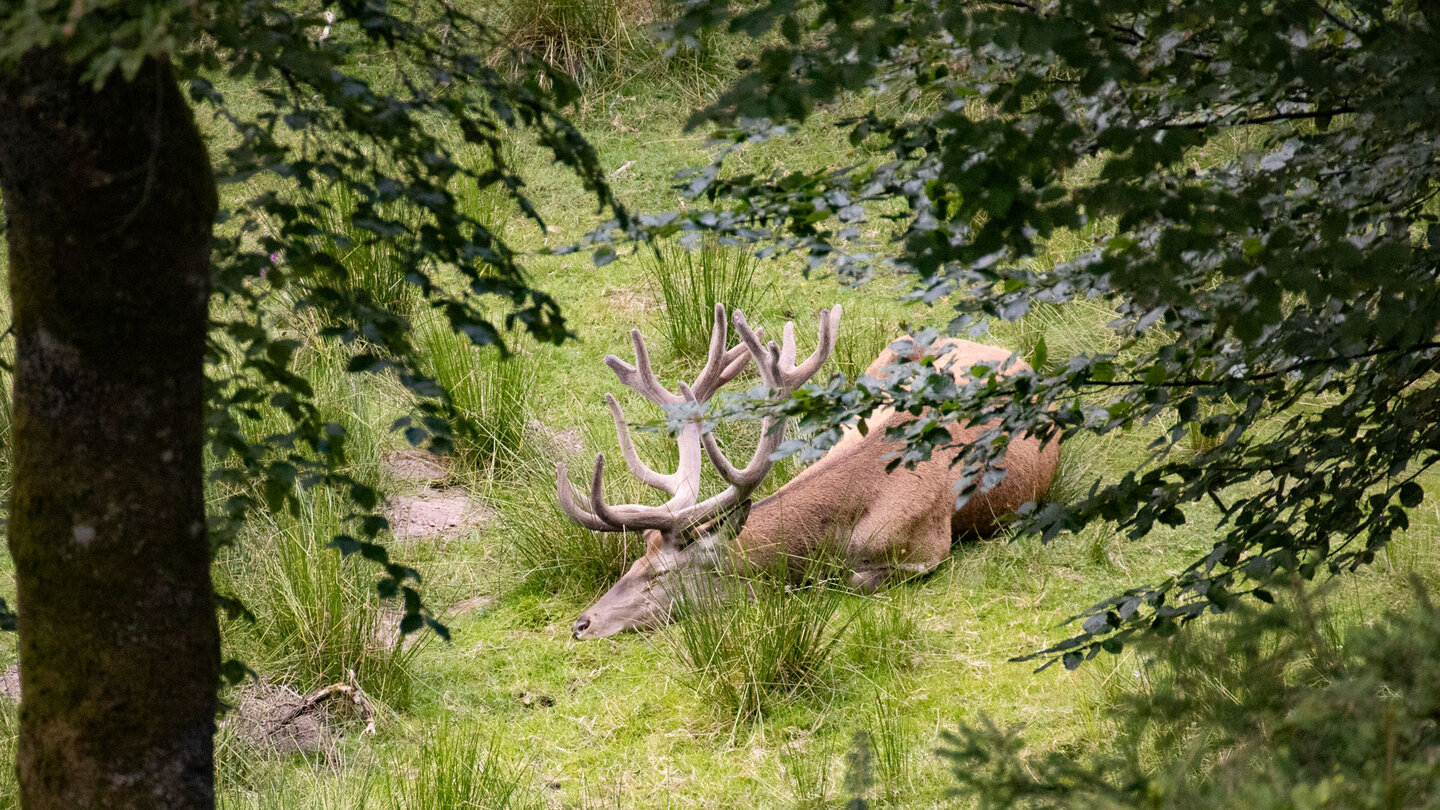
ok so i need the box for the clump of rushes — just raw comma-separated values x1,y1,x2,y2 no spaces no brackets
825,313,896,382
301,180,423,323
843,590,924,680
418,312,537,476
386,726,539,810
670,564,853,724
644,235,765,360
220,488,422,707
488,0,658,81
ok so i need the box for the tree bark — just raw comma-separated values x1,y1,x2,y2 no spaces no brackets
0,52,219,809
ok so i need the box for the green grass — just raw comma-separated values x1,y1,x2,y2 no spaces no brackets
300,180,424,323
487,0,661,82
669,566,855,725
642,235,767,360
0,698,15,810
385,726,539,810
502,476,643,597
418,312,538,476
5,8,1440,809
218,488,423,708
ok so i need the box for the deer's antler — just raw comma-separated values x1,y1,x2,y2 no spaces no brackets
556,304,763,532
684,305,841,522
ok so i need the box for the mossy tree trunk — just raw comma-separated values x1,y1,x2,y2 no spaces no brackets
0,51,219,809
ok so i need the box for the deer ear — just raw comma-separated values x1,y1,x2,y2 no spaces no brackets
713,498,754,540
676,499,753,548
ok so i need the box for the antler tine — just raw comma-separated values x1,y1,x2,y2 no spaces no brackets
588,454,694,531
605,328,682,406
732,309,782,388
680,413,788,523
606,393,681,496
690,304,763,401
556,458,617,532
674,306,842,525
688,304,729,397
779,321,797,369
775,305,841,388
699,415,786,489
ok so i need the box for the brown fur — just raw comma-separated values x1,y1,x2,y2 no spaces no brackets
731,338,1059,589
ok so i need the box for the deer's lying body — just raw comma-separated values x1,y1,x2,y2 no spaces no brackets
560,308,1059,639
731,338,1059,592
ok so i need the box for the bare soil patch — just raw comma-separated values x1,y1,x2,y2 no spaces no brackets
224,681,375,756
0,665,18,702
384,486,494,543
382,448,449,484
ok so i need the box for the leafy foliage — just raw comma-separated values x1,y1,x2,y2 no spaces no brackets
658,0,1440,664
942,581,1440,809
2,0,627,643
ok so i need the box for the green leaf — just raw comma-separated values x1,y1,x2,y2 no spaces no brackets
1400,482,1424,509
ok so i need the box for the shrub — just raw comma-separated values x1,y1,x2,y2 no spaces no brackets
643,236,765,361
941,580,1440,810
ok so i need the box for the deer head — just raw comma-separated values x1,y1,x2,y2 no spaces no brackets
558,303,841,638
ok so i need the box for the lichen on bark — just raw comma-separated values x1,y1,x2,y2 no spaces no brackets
0,51,220,809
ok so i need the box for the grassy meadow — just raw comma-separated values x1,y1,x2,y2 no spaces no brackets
2,3,1440,808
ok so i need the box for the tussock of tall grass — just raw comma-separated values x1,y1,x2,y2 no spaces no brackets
992,298,1122,376
217,758,376,810
782,731,841,809
301,181,422,322
669,564,853,724
418,313,537,476
858,692,917,806
220,489,422,706
643,236,765,360
825,312,897,382
1045,430,1107,507
488,0,659,81
0,366,12,502
386,727,538,810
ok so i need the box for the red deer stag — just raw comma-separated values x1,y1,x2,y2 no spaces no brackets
558,305,1058,638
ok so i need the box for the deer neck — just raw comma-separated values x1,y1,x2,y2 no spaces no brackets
729,437,877,569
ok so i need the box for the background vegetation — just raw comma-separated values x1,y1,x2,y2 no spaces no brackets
2,0,1439,807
